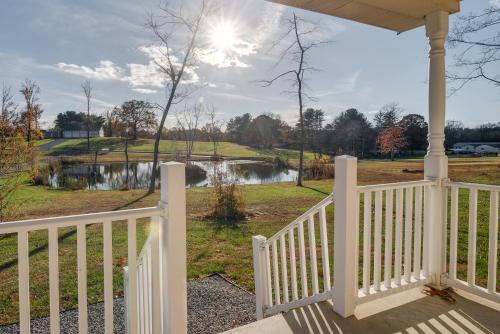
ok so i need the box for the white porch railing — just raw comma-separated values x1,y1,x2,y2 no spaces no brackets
356,179,435,304
253,193,334,318
0,162,187,334
442,181,500,304
252,155,500,319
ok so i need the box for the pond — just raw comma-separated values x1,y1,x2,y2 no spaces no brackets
45,160,298,190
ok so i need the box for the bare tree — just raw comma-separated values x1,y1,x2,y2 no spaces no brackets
113,100,157,139
176,103,203,160
205,104,224,157
260,13,329,186
19,79,42,143
82,80,92,150
146,0,211,194
103,108,116,137
1,84,18,138
447,5,500,94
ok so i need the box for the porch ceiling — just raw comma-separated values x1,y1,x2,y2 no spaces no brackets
266,0,461,33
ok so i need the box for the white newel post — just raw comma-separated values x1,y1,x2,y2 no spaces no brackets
159,162,187,334
252,235,267,320
332,155,358,317
424,11,449,288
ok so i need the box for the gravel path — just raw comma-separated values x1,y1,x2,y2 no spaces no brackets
0,274,255,334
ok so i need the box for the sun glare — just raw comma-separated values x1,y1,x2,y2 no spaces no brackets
211,21,237,51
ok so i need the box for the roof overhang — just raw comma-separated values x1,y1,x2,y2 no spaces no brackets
266,0,461,33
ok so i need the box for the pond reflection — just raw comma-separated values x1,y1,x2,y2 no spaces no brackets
46,160,298,190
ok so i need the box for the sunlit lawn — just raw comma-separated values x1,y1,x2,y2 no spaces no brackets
46,137,316,161
0,158,498,324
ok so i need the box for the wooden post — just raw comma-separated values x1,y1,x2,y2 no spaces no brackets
252,235,267,320
332,155,358,317
160,162,187,334
424,11,449,288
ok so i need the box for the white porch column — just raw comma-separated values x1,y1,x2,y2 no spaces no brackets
424,11,449,287
332,155,358,317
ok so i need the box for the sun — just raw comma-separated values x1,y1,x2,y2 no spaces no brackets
210,21,237,51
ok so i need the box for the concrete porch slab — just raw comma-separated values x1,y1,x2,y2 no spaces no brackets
224,287,500,333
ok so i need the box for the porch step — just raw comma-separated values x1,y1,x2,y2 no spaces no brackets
223,287,500,334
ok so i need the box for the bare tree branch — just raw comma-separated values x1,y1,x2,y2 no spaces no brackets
259,12,330,186
447,5,500,93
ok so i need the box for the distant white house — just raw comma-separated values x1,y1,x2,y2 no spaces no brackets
451,142,500,154
62,128,104,139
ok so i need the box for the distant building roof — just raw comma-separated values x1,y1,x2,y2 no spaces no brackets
453,142,500,148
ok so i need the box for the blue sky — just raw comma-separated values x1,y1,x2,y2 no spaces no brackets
0,0,498,129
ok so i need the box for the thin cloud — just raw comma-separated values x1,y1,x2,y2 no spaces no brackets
314,70,362,98
132,88,157,94
56,60,124,80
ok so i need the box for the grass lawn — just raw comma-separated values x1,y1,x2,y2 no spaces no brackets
0,158,499,324
34,139,54,146
46,137,316,161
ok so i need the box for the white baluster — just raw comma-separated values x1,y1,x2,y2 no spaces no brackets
103,220,113,334
413,186,423,279
77,224,88,333
288,229,298,300
384,189,394,288
467,188,478,285
18,230,30,334
449,186,458,280
298,220,308,298
487,191,498,293
48,227,60,333
272,239,281,304
404,187,413,283
374,191,382,291
308,214,319,295
362,192,372,294
395,188,404,285
319,206,331,292
280,234,289,303
127,219,138,334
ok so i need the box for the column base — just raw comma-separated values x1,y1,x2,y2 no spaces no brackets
424,154,448,179
425,282,450,291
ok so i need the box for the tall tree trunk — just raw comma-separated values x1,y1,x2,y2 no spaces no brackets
125,135,129,189
87,99,90,151
297,77,304,187
148,82,178,194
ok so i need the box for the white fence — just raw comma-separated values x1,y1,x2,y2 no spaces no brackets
252,155,500,319
0,162,187,334
253,193,334,318
442,181,500,304
356,179,435,304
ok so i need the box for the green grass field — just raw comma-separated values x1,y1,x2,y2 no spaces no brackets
46,137,316,161
0,158,499,324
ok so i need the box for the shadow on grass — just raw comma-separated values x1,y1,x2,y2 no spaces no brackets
302,184,330,196
0,191,154,272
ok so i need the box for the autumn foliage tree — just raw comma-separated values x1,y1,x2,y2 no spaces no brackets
19,79,43,142
377,127,407,161
0,132,32,222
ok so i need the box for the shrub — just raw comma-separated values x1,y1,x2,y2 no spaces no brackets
264,156,290,169
185,163,207,183
207,171,245,223
304,159,334,180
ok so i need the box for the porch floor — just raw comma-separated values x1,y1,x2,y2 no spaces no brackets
224,287,500,334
